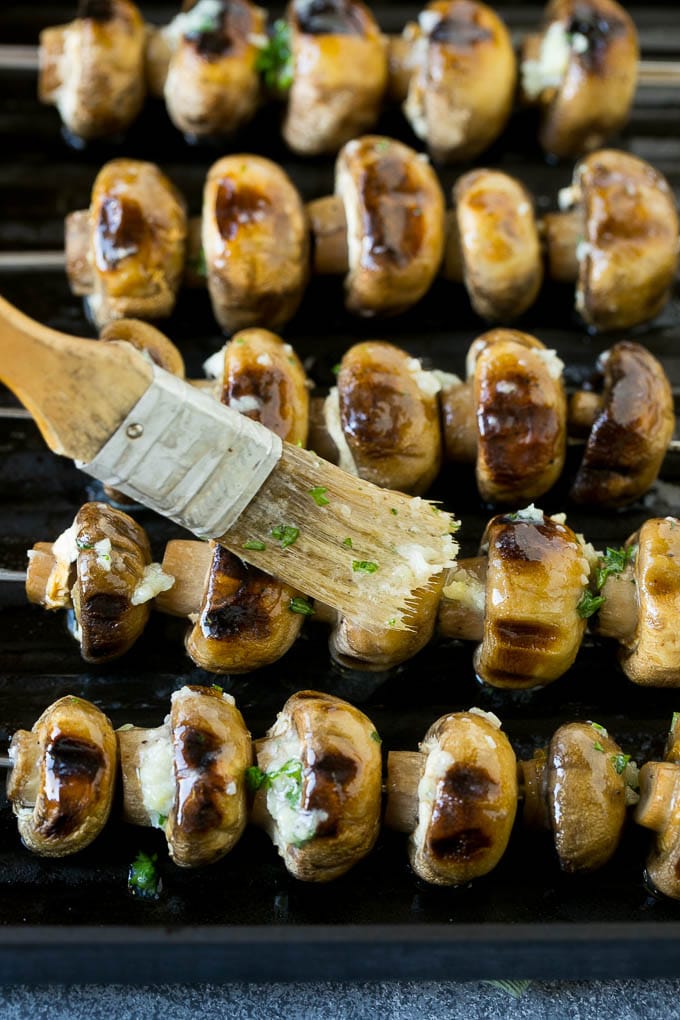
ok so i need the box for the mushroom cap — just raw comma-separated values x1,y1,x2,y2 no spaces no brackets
86,158,187,328
220,328,309,447
282,0,387,155
474,510,589,688
38,0,147,140
337,136,445,317
522,0,638,159
636,760,680,899
403,0,516,163
546,721,627,872
164,685,252,868
334,340,443,493
453,169,543,321
7,696,117,857
202,154,310,334
470,330,567,504
186,544,304,674
573,150,679,331
71,502,152,663
256,690,382,882
163,0,265,138
99,319,186,378
570,342,675,507
410,710,517,885
619,517,680,687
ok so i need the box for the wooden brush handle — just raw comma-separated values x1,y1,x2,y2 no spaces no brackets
0,296,152,460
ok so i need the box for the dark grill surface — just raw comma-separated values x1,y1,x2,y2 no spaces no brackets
0,0,679,984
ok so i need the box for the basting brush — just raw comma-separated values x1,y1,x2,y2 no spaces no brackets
0,296,458,628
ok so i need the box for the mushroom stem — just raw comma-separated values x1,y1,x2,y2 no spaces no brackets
441,209,463,283
385,34,413,103
568,390,603,436
635,761,679,832
156,539,213,617
307,195,349,275
384,750,424,833
307,395,340,464
438,556,486,642
542,210,585,283
518,756,550,830
594,568,638,645
64,211,93,296
25,543,60,605
439,378,477,463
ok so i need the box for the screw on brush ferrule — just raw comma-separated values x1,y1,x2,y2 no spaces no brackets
78,366,283,540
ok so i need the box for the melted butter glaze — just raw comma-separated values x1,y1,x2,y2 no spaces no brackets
566,2,627,75
223,366,288,436
431,7,493,48
40,732,105,838
359,156,425,269
495,518,567,565
94,196,146,271
185,0,254,58
215,179,270,242
174,724,223,833
427,763,495,861
200,547,273,641
304,749,358,838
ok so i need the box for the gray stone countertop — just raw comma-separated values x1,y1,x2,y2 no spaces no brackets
2,981,680,1019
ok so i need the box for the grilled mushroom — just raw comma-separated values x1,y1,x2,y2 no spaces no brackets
151,0,266,140
308,136,445,317
385,709,517,886
396,0,516,163
202,154,310,334
25,502,158,663
118,685,252,867
282,0,387,155
570,343,675,507
543,150,679,331
520,0,639,158
636,715,680,899
252,691,382,882
39,0,147,142
521,721,629,872
65,159,188,329
321,340,442,494
595,518,680,687
7,696,118,857
98,319,186,378
439,330,567,505
443,169,543,321
473,508,590,689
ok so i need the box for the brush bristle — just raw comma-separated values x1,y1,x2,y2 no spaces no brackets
221,445,459,631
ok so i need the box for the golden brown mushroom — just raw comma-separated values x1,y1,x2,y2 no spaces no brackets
98,319,187,378
521,721,631,872
595,518,680,687
543,150,679,331
25,503,165,664
118,685,252,867
308,136,445,317
473,509,590,689
636,714,680,899
439,330,567,505
149,0,266,140
570,343,675,508
65,159,188,329
443,170,543,321
7,696,118,857
251,691,382,882
282,0,387,156
385,709,517,886
202,155,310,334
39,0,147,142
393,0,516,164
520,0,638,159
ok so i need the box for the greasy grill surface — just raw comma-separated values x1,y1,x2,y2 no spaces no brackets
0,0,679,981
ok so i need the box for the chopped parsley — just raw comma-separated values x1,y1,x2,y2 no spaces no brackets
342,537,353,548
375,139,390,152
75,538,93,551
390,508,398,515
593,741,605,753
332,363,341,376
271,524,299,549
128,851,161,900
610,753,631,775
255,19,293,93
590,722,608,736
188,247,207,278
577,590,605,618
672,711,680,731
387,618,396,627
211,684,223,694
289,596,315,616
243,539,266,551
246,758,303,808
370,730,381,744
596,545,635,591
352,560,379,574
309,486,329,507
